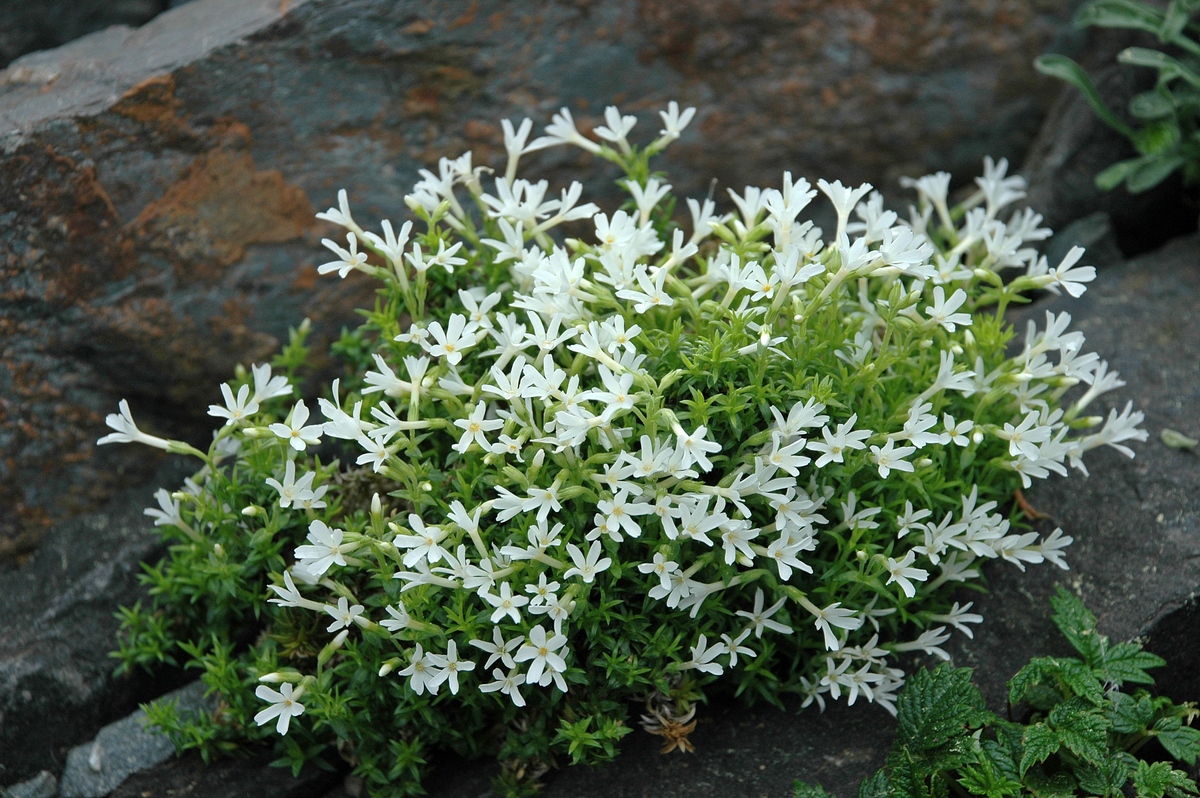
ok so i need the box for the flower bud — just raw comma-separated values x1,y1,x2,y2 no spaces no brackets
242,505,264,517
213,543,225,558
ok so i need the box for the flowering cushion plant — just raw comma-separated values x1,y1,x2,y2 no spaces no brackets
106,103,1146,797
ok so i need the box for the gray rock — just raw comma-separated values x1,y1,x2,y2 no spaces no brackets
0,459,192,786
1,771,57,798
107,749,341,798
0,0,1091,556
0,0,169,70
58,680,215,798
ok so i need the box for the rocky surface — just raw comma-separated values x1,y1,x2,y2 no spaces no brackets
0,459,193,786
0,1,178,70
0,0,1094,557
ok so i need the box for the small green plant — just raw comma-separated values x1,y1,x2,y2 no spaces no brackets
795,587,1200,798
99,104,1146,797
1036,0,1200,193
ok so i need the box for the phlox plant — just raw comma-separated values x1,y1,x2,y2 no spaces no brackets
104,102,1147,797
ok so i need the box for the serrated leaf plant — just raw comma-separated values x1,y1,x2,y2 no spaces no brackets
794,587,1200,798
100,102,1148,797
1036,0,1200,193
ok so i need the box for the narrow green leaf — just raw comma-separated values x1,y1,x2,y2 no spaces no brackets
1119,47,1200,89
1096,158,1144,190
1035,54,1136,137
1154,715,1200,766
1129,153,1186,191
1136,760,1174,798
1020,723,1061,777
1075,0,1166,35
1130,90,1179,120
1161,0,1200,42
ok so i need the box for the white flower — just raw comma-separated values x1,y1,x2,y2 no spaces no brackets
673,424,721,472
479,667,527,707
924,286,972,332
593,105,637,153
470,627,525,669
423,314,479,366
736,589,793,638
514,624,568,685
808,414,872,467
207,383,259,426
1042,246,1096,297
254,683,305,735
426,640,476,695
657,101,696,141
397,643,443,695
264,460,317,509
564,541,613,583
453,402,503,453
808,601,864,651
318,232,369,278
680,634,727,676
481,582,529,624
97,400,171,450
869,439,916,479
323,597,365,633
250,363,292,404
268,400,324,451
883,551,929,598
144,488,183,528
316,188,357,229
295,520,352,576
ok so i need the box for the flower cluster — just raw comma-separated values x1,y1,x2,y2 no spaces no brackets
108,102,1145,797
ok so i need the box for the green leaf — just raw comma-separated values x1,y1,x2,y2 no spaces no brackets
1119,47,1200,89
1024,765,1080,798
1020,723,1061,777
1162,0,1200,43
896,665,993,770
1154,715,1200,766
1165,768,1200,798
857,770,892,798
1136,760,1174,798
1009,656,1102,707
1128,153,1186,191
1049,697,1111,766
1077,758,1132,796
887,747,935,798
1109,691,1157,733
1075,0,1166,36
1050,587,1102,664
794,781,837,798
958,757,1023,798
1130,90,1178,120
1096,158,1145,191
1097,641,1166,687
1035,54,1136,138
1161,427,1200,450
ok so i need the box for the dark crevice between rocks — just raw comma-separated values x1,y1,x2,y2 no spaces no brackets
0,0,195,69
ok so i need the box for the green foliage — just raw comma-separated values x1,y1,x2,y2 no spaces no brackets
796,588,1200,798
103,105,1145,798
1036,0,1200,192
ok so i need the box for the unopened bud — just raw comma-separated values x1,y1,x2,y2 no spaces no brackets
972,430,985,444
242,505,264,517
371,493,382,518
213,543,225,558
917,457,933,468
950,343,963,355
855,549,868,562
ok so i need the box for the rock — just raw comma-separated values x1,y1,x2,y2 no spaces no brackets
0,0,1092,556
0,459,193,786
58,680,215,798
945,233,1200,710
1,771,57,798
107,749,342,798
